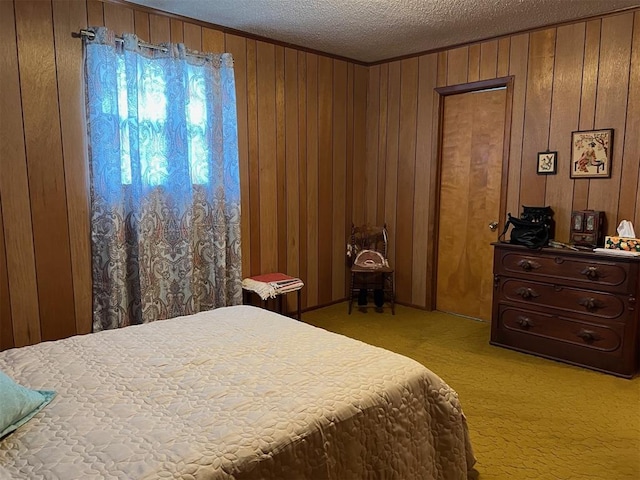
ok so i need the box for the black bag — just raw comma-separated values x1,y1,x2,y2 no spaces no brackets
499,206,554,249
520,205,555,238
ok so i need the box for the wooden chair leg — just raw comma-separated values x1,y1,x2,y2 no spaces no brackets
348,273,354,314
277,295,284,315
390,272,395,315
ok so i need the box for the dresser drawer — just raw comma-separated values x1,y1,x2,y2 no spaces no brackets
498,277,629,321
496,248,633,293
491,304,637,377
495,304,623,352
571,232,597,246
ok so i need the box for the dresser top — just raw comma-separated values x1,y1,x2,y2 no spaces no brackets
492,242,640,264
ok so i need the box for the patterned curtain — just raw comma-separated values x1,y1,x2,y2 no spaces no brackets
84,27,242,331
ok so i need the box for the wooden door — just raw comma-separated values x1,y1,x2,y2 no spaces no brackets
435,88,507,321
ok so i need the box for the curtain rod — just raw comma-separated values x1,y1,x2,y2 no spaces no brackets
72,29,210,60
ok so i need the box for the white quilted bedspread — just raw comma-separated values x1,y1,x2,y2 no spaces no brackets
0,305,474,479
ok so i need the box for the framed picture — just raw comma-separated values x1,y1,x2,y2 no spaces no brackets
537,151,557,175
570,129,613,179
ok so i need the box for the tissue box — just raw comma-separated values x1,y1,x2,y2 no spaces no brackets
604,236,640,252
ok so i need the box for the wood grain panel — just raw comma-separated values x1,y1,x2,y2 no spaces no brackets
412,53,437,307
149,14,170,44
352,65,368,225
170,18,183,43
275,46,286,274
133,10,149,42
86,0,104,26
0,195,14,350
15,0,76,342
446,46,469,85
225,34,250,277
305,53,319,307
627,13,640,230
437,51,447,87
545,23,585,243
256,41,278,274
427,61,442,310
395,58,418,304
574,19,601,211
53,0,92,335
317,55,333,305
364,65,380,225
468,44,481,82
384,61,400,264
0,0,40,347
284,48,300,311
202,28,224,52
183,23,201,50
589,14,633,234
375,63,388,225
246,39,261,276
297,52,308,307
497,38,511,77
506,34,529,231
345,63,354,289
480,40,498,80
519,28,555,208
103,1,133,35
332,61,347,300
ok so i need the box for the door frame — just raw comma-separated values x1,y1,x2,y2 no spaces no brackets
426,76,514,311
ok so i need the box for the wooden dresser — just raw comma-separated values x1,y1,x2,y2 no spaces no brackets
491,243,640,378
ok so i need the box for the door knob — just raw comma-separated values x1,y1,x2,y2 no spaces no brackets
489,221,499,231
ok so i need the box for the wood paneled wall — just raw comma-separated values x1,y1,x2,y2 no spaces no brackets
1,1,638,348
0,0,367,348
363,10,640,309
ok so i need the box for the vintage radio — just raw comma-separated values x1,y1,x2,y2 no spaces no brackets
571,210,605,247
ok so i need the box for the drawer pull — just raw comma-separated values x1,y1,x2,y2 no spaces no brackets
578,297,604,312
516,316,534,329
576,329,601,343
580,266,602,280
515,287,540,300
517,259,540,272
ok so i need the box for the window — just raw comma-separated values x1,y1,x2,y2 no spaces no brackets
114,56,210,186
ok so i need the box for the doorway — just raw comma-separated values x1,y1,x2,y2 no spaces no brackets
434,79,512,321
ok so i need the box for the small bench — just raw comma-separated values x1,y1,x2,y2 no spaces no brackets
241,273,304,320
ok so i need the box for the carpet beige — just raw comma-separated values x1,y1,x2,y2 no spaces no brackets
303,302,640,480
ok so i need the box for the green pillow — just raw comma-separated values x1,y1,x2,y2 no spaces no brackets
0,370,55,438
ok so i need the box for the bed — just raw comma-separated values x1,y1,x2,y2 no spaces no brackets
0,305,475,479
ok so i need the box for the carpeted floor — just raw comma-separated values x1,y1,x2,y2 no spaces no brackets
303,302,640,480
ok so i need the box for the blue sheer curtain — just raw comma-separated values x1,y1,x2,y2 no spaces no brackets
84,27,242,331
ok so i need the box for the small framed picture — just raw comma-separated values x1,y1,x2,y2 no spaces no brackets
570,129,613,178
537,151,557,175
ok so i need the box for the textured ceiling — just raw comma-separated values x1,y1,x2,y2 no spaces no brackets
126,0,640,63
